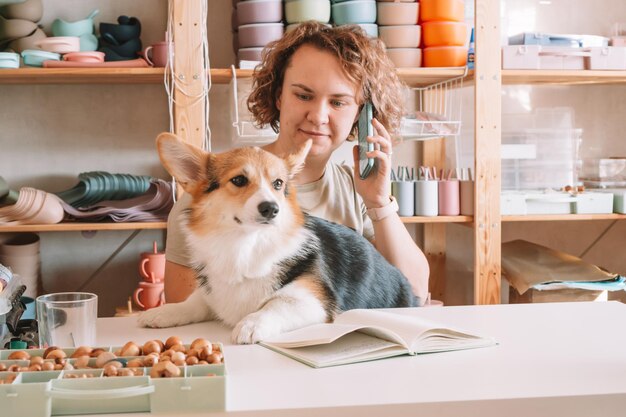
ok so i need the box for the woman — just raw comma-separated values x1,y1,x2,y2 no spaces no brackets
165,21,429,305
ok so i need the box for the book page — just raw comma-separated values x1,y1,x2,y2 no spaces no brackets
261,322,406,348
261,332,408,368
336,309,495,353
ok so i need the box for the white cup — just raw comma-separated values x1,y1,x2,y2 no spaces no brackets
392,181,415,217
414,180,439,216
36,292,97,348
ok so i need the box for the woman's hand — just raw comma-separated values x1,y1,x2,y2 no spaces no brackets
353,118,393,208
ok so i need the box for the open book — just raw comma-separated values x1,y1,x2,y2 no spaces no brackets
259,309,497,368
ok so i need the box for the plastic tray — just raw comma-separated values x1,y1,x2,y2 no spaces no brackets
0,344,225,416
501,191,614,215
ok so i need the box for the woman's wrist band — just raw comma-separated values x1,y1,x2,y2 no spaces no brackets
366,196,399,222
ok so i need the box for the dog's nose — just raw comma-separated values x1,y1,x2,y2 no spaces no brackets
258,201,279,219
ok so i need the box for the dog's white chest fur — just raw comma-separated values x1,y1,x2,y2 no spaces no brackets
189,226,310,326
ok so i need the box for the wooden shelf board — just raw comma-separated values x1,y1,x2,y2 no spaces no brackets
502,213,626,222
0,68,166,84
4,68,626,87
0,222,167,232
401,215,473,224
502,70,626,85
0,67,471,86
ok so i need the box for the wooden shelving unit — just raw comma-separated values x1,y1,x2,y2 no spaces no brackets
3,0,625,306
0,222,166,233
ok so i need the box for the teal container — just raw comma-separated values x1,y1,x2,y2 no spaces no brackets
21,49,61,67
0,52,19,69
331,0,376,25
51,9,98,37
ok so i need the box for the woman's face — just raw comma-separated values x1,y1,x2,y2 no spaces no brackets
276,44,360,158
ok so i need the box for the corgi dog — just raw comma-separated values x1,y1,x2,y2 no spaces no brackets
138,133,417,344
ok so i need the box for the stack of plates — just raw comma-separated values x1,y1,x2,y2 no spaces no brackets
0,233,40,298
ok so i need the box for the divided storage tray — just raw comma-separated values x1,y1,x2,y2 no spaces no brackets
0,345,225,416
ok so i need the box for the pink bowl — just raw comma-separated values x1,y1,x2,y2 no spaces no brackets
237,0,283,25
238,47,264,62
35,36,80,54
238,23,284,48
378,25,421,48
386,48,422,68
377,2,419,26
63,51,105,63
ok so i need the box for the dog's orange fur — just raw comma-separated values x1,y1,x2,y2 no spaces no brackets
157,140,306,237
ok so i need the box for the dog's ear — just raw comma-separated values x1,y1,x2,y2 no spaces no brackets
285,139,312,178
156,132,210,192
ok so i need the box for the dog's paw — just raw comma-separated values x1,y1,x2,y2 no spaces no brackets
232,312,282,344
138,305,186,328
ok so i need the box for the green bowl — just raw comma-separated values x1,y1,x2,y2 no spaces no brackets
21,49,60,67
0,51,19,68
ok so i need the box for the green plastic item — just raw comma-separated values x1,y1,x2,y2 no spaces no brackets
9,340,27,349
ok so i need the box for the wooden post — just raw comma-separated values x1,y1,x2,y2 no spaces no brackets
171,0,206,149
474,0,501,304
422,139,446,302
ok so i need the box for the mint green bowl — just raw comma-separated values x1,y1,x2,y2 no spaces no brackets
0,51,19,68
285,0,331,24
21,49,61,67
331,0,377,25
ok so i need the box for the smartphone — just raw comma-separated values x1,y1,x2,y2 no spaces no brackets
357,102,375,179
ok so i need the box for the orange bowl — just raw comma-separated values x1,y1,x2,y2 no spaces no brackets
420,0,465,23
422,21,467,47
423,46,467,67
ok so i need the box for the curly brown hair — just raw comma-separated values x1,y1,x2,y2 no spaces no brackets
247,21,405,137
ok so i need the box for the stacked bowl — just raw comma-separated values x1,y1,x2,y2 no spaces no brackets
0,0,47,67
0,233,41,298
420,0,467,67
234,0,284,65
21,8,103,66
331,0,377,37
376,0,421,67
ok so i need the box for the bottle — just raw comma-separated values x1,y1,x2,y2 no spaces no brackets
468,28,475,70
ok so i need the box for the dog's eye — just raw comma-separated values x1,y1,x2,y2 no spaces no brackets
230,175,248,187
273,179,284,190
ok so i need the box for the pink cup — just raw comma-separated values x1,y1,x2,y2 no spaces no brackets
142,41,171,67
438,180,460,216
139,252,166,283
133,281,165,310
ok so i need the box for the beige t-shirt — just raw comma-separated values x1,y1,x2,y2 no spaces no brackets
166,162,374,267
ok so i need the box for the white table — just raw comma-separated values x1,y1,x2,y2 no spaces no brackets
95,301,626,416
